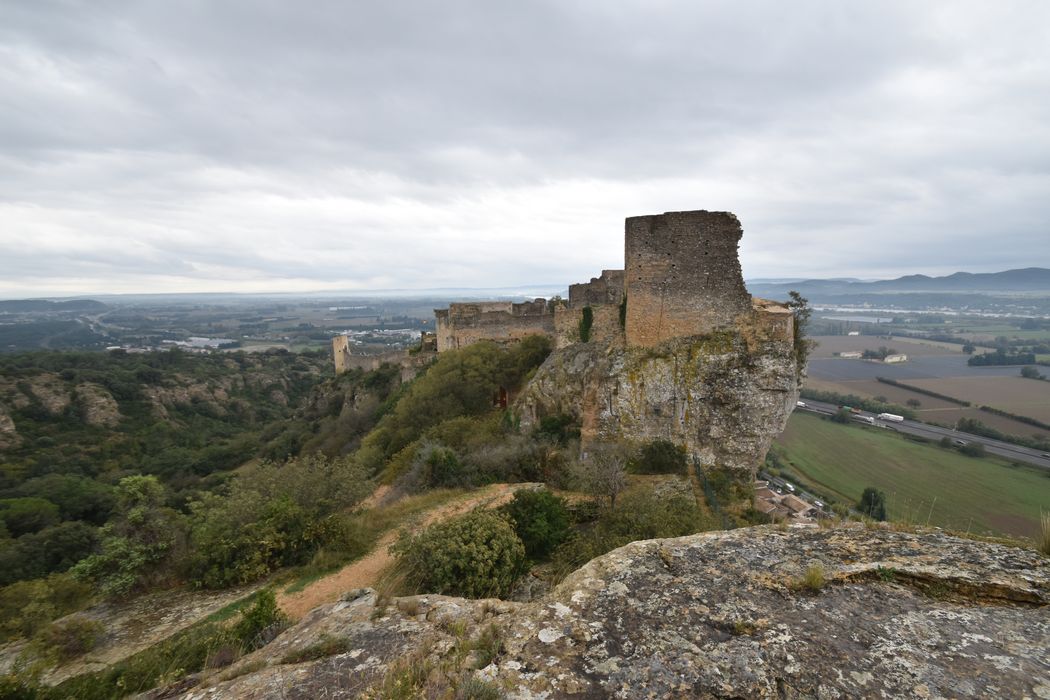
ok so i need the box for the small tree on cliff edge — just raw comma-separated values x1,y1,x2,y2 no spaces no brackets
858,487,887,521
787,291,817,380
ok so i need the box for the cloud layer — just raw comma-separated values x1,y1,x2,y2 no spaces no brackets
2,1,1049,296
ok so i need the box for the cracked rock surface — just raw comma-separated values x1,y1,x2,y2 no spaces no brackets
170,525,1050,699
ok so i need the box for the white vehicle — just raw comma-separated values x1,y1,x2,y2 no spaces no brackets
877,413,904,423
814,500,825,509
783,483,795,493
796,401,807,408
853,415,876,425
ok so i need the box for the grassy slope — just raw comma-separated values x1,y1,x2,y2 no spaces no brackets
774,412,1050,538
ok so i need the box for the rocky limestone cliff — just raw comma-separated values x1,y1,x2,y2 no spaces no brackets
516,319,799,478
168,525,1049,699
74,382,123,427
0,403,19,450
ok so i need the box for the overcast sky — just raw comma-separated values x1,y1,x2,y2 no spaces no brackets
1,1,1048,297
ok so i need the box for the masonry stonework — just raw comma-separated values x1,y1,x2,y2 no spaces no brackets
624,210,752,348
434,299,555,352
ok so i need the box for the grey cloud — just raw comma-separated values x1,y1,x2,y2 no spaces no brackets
1,1,1049,296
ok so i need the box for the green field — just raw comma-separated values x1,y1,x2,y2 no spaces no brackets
773,412,1050,538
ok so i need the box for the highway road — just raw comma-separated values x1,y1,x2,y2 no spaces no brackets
796,399,1050,471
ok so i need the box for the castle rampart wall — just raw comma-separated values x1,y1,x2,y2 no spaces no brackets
553,304,625,349
624,210,752,348
568,270,624,308
435,299,554,352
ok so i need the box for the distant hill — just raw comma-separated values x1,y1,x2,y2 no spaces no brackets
0,299,108,312
748,268,1050,299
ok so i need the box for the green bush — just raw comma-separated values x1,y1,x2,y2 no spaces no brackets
33,615,105,661
358,336,551,475
578,306,593,343
0,574,93,642
534,414,580,446
629,440,687,475
552,491,712,580
393,510,525,598
501,489,570,559
187,454,371,588
231,590,286,650
858,487,887,521
0,498,60,538
70,476,186,598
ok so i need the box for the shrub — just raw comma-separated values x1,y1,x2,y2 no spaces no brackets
797,564,825,592
187,454,371,588
552,491,712,580
393,510,525,598
578,306,594,342
0,498,60,538
501,489,570,559
857,487,887,521
629,440,687,475
0,573,93,642
231,590,286,650
33,615,105,661
534,414,580,446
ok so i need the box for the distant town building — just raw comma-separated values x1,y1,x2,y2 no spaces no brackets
839,351,863,359
847,331,860,336
883,354,908,363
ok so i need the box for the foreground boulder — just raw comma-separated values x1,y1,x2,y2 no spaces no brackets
172,525,1049,699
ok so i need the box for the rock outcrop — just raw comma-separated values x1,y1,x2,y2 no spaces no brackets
516,317,798,478
74,382,122,427
0,403,19,450
171,525,1050,699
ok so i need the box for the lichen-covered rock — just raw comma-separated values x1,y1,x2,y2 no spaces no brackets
26,373,72,415
75,382,122,427
0,403,20,450
167,526,1049,699
516,325,798,478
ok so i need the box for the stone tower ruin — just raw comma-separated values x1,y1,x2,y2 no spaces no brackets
623,210,753,347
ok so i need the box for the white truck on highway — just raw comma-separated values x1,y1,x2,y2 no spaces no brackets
877,412,905,423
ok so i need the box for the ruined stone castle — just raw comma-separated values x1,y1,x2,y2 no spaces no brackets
433,210,793,353
439,209,800,477
334,209,800,477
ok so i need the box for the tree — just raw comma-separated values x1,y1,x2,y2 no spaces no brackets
857,487,887,521
831,408,852,424
629,440,687,475
71,476,185,598
905,398,922,408
1020,366,1044,380
0,498,60,538
574,444,628,508
786,291,816,376
502,489,570,559
961,343,976,354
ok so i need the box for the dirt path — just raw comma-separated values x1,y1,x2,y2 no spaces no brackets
277,483,529,620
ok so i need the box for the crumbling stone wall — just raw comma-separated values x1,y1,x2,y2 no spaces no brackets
553,304,625,349
568,269,624,308
434,299,554,352
624,210,752,348
332,334,435,382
